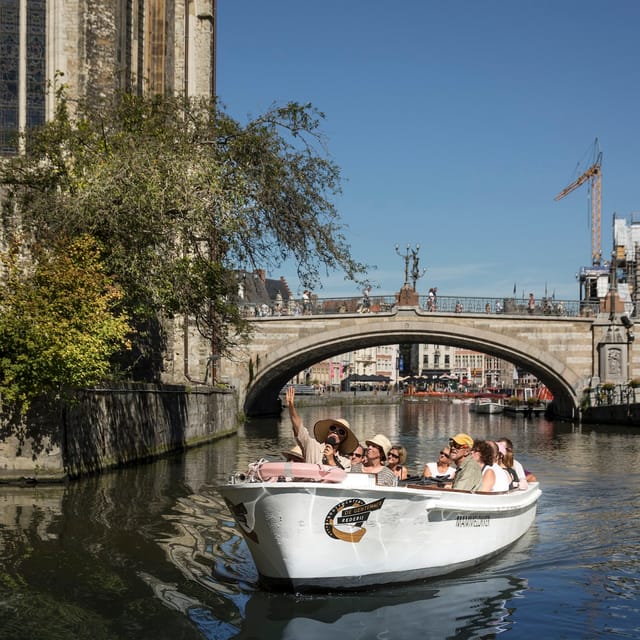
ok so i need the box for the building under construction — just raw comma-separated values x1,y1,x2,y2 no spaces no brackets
556,141,637,317
612,213,640,317
576,215,638,318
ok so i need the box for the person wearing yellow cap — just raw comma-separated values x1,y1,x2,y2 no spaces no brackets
448,433,482,491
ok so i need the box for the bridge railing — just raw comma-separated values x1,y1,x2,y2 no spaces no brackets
241,294,599,318
416,295,598,317
583,382,640,408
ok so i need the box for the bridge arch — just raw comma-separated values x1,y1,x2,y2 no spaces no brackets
242,310,586,419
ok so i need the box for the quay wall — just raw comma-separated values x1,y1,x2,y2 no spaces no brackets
0,384,237,483
582,404,640,425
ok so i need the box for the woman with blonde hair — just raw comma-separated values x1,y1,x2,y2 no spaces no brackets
387,445,408,480
497,437,533,489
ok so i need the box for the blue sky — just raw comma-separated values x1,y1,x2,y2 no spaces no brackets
217,1,640,301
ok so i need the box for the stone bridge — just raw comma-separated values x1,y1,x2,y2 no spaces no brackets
218,306,638,421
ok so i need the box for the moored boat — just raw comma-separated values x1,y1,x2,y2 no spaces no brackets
503,404,546,417
473,397,505,414
218,460,541,592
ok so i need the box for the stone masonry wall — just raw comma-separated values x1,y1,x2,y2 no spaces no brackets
0,384,237,482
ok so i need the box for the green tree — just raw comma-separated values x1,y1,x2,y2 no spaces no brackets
1,90,366,379
0,234,131,419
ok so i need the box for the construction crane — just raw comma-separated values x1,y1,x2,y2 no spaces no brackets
555,139,603,265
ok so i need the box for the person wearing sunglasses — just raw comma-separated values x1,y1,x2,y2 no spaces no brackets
446,433,482,491
285,386,357,469
387,445,408,481
422,446,455,483
348,444,365,463
351,434,397,486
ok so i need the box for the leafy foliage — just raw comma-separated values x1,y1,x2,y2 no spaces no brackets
0,234,132,416
1,90,366,377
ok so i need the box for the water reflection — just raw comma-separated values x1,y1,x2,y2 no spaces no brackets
233,574,529,640
2,404,640,639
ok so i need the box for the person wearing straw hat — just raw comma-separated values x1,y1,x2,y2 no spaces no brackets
281,445,305,463
350,434,397,486
285,386,356,469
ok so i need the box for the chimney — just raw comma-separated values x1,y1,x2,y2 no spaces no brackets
280,276,293,299
255,269,266,283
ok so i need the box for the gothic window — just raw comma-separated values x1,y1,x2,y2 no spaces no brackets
0,0,19,153
26,0,45,130
0,0,45,155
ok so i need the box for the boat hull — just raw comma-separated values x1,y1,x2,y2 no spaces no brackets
474,399,504,414
218,475,540,591
504,405,545,417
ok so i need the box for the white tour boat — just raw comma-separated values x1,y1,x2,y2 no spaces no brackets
218,460,541,591
473,397,505,414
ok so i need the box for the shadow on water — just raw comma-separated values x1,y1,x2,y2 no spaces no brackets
2,403,640,639
230,572,530,640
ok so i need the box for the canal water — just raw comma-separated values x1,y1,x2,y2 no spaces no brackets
1,401,639,639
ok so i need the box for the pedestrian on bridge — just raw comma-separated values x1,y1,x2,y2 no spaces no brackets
528,292,535,314
428,287,437,311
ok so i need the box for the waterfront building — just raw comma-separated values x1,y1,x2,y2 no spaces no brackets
305,342,529,394
236,269,292,317
303,345,398,391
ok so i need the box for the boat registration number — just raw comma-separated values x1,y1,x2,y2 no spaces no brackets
456,514,490,527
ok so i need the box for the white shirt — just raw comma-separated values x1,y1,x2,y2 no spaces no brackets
490,463,511,492
425,462,455,479
512,459,529,490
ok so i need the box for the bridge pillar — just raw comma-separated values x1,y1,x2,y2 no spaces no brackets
596,317,633,384
397,286,419,306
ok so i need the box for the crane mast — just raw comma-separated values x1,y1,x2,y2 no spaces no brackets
555,143,603,266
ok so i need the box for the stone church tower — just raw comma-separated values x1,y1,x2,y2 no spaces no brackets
1,0,219,386
1,0,216,153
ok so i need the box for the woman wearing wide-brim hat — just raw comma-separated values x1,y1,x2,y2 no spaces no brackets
285,386,355,468
313,418,358,455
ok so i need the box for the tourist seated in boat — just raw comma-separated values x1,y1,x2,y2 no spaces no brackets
322,439,346,469
348,443,366,465
496,438,534,488
422,446,456,483
281,445,305,462
387,445,408,480
472,441,510,492
489,441,518,490
447,433,483,491
285,386,357,469
494,441,521,489
350,434,397,487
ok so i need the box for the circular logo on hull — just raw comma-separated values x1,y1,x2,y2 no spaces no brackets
324,497,385,542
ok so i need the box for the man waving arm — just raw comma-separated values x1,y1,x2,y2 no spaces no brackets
285,386,302,439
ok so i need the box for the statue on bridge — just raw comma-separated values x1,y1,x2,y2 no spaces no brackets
395,243,426,305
